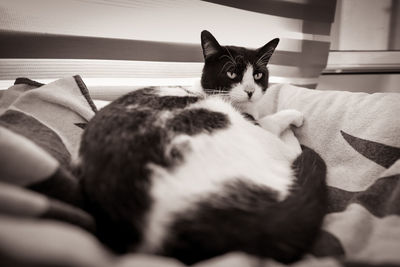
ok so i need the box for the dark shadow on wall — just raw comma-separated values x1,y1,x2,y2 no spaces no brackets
389,0,400,50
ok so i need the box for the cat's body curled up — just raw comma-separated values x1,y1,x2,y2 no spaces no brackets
78,31,327,265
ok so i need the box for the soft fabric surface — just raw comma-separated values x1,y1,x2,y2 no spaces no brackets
0,77,399,267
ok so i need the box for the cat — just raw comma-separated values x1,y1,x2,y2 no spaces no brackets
199,30,277,118
78,31,327,265
198,30,306,146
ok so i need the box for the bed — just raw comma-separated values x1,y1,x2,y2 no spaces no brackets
3,0,400,265
1,75,399,267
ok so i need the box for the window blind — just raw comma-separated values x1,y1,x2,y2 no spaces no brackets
0,0,337,96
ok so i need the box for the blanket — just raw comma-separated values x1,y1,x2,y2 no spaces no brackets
0,77,399,267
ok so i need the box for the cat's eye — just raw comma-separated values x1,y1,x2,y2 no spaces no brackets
254,73,263,80
226,71,237,79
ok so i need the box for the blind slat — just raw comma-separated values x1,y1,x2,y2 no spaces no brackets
0,31,329,68
202,0,337,22
0,0,337,89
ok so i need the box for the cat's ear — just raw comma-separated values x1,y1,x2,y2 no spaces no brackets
201,30,222,60
256,38,280,66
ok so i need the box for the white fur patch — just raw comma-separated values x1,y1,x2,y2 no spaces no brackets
137,97,298,253
229,65,263,112
125,104,139,111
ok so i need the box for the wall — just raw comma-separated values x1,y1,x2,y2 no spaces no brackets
317,74,400,93
320,0,400,93
330,0,398,50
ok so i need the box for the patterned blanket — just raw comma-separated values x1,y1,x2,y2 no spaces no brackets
0,77,399,267
258,84,400,266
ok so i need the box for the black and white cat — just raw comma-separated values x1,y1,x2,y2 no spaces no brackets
78,31,327,265
199,30,278,116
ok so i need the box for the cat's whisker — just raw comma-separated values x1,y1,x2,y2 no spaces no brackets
203,89,231,97
256,59,270,68
228,91,243,98
213,94,231,97
224,48,237,66
203,88,229,94
219,54,233,62
256,53,272,63
219,55,236,71
220,61,235,74
234,55,244,62
256,48,274,67
214,95,231,98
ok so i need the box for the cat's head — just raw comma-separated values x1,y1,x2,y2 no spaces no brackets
200,30,279,109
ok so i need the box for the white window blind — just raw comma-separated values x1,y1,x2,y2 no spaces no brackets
0,0,337,95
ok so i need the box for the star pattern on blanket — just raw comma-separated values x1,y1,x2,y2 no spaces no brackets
332,130,400,216
74,123,87,129
341,130,400,168
327,174,400,217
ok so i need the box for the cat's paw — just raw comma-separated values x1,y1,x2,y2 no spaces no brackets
274,109,304,128
289,110,304,128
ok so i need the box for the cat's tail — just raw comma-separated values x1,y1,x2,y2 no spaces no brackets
291,145,327,204
264,145,327,263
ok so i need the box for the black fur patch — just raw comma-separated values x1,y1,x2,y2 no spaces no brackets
161,146,327,265
161,179,279,265
80,95,165,251
168,108,230,135
242,112,260,126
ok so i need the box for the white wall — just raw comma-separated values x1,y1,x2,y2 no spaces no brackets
317,74,400,93
322,0,400,93
330,0,394,50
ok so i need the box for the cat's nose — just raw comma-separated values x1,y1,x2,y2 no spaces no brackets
244,86,254,98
